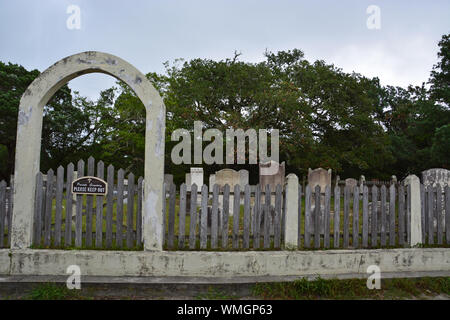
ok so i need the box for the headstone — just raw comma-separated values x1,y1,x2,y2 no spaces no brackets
345,178,357,189
216,169,240,190
190,167,204,188
421,168,450,188
308,168,332,234
259,161,285,191
391,175,397,184
308,168,332,191
335,175,340,186
421,168,449,230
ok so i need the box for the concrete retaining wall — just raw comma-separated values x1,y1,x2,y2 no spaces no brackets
1,248,449,279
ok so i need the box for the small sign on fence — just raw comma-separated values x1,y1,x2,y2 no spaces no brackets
72,176,108,195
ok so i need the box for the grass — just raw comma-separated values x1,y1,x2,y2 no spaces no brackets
7,277,450,300
252,276,450,300
27,283,82,300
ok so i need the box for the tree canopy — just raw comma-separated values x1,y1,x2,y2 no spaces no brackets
0,33,449,183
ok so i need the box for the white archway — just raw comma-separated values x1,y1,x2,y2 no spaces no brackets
11,51,165,251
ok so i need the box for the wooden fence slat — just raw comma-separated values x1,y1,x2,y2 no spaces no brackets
178,183,187,249
305,185,311,248
95,161,104,248
105,164,114,248
64,163,74,247
380,185,387,246
274,184,282,249
85,156,95,247
126,173,135,248
253,185,261,249
371,186,378,247
54,166,64,247
188,183,198,249
389,184,396,246
222,184,230,249
200,184,208,249
362,185,369,248
0,181,6,247
297,185,302,249
44,169,54,247
116,168,124,248
343,185,350,248
352,186,359,248
324,185,331,248
136,177,143,247
33,173,44,246
427,186,434,244
167,182,176,249
314,185,321,249
75,160,84,247
263,184,271,249
446,186,450,245
398,185,405,246
243,184,251,249
232,185,240,249
211,184,220,249
334,185,340,248
436,185,443,245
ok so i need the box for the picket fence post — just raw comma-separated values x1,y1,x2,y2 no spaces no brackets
284,174,299,249
404,175,422,246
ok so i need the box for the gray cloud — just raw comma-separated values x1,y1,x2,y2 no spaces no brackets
0,0,449,99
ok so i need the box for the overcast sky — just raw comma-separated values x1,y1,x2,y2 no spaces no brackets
0,0,449,100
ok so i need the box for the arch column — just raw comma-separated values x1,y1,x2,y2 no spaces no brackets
11,51,166,251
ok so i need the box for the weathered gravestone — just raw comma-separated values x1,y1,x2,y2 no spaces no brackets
421,168,450,230
191,167,204,188
215,169,241,190
422,168,450,188
308,168,332,192
345,178,358,189
259,161,285,191
308,168,332,233
213,168,250,212
186,167,203,191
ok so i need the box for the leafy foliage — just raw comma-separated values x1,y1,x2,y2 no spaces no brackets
0,33,449,182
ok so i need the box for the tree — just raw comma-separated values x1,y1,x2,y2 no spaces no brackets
0,62,39,180
429,33,450,107
0,61,106,179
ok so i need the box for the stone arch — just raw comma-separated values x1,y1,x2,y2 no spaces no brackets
11,51,165,250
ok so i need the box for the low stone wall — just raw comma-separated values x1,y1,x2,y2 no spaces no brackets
1,248,449,279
